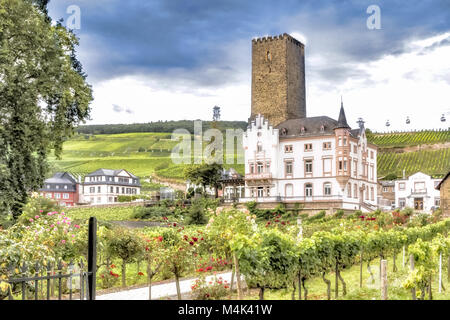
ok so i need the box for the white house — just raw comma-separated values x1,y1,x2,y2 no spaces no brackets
82,169,141,204
394,172,441,212
242,104,378,212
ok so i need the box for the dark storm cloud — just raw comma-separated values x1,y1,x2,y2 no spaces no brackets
47,0,450,88
112,104,123,113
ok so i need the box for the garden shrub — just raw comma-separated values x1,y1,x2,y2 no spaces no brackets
334,209,344,219
18,195,61,225
191,276,230,300
185,199,208,225
133,205,172,220
307,210,326,222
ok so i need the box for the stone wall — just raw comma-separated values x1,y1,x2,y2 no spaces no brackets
251,34,306,127
440,177,450,216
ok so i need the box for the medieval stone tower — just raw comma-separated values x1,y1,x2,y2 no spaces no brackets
250,33,306,127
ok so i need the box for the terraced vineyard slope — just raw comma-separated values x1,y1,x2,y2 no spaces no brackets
49,128,450,181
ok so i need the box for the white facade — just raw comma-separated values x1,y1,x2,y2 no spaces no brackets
242,114,378,212
82,169,141,204
394,172,441,212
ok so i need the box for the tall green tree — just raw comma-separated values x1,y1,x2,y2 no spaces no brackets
0,0,93,220
183,163,223,198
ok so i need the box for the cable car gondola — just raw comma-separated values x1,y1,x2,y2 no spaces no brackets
406,116,410,124
385,120,390,127
441,114,446,122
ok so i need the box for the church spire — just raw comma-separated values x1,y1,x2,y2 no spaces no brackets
335,98,350,129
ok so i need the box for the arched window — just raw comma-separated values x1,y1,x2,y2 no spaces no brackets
305,183,313,197
347,183,352,197
354,184,358,198
324,182,332,196
371,187,374,201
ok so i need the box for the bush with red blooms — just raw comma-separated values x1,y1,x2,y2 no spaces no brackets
191,276,230,300
195,256,230,273
98,265,120,289
264,212,291,232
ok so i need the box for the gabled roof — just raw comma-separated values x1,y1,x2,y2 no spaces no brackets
436,171,450,190
276,116,338,137
86,169,138,179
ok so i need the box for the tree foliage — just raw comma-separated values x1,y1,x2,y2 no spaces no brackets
0,0,93,219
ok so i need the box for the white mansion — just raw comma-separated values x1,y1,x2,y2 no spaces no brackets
242,105,378,212
82,169,141,204
240,33,378,212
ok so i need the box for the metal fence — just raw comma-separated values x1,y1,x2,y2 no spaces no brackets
5,217,97,300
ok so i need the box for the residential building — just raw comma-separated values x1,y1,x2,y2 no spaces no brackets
219,168,245,202
39,172,81,207
242,107,378,212
377,181,395,210
83,169,141,204
436,171,450,216
242,33,378,212
394,172,441,212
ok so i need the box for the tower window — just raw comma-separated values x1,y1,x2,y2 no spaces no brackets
266,51,272,61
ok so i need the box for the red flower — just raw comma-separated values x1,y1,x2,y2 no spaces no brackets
201,237,204,241
189,241,194,246
173,223,177,227
158,236,163,242
206,266,212,271
145,247,149,251
110,264,116,269
197,268,204,272
192,237,198,242
138,272,144,276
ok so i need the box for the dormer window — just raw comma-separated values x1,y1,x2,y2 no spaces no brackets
320,125,325,133
300,127,306,135
281,128,288,136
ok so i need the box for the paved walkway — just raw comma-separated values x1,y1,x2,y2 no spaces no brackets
97,272,237,300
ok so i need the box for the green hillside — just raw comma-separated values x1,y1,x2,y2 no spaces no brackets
367,129,450,148
49,129,450,181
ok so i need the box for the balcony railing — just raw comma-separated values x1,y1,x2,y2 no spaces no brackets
239,195,344,203
411,188,427,195
245,172,272,180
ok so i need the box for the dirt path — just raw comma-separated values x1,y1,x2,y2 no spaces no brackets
96,271,236,300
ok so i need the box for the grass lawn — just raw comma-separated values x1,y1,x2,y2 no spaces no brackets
65,206,137,221
236,255,450,300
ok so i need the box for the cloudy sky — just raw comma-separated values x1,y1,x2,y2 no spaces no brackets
47,0,450,132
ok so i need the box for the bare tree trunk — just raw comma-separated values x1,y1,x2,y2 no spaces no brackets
360,250,363,288
335,263,339,299
302,278,308,300
298,270,302,300
338,270,347,296
429,275,433,300
367,260,375,284
322,272,331,300
259,286,264,300
175,273,181,300
230,265,235,291
448,256,450,284
233,252,243,300
147,263,152,300
122,261,126,288
393,251,397,272
291,278,296,300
